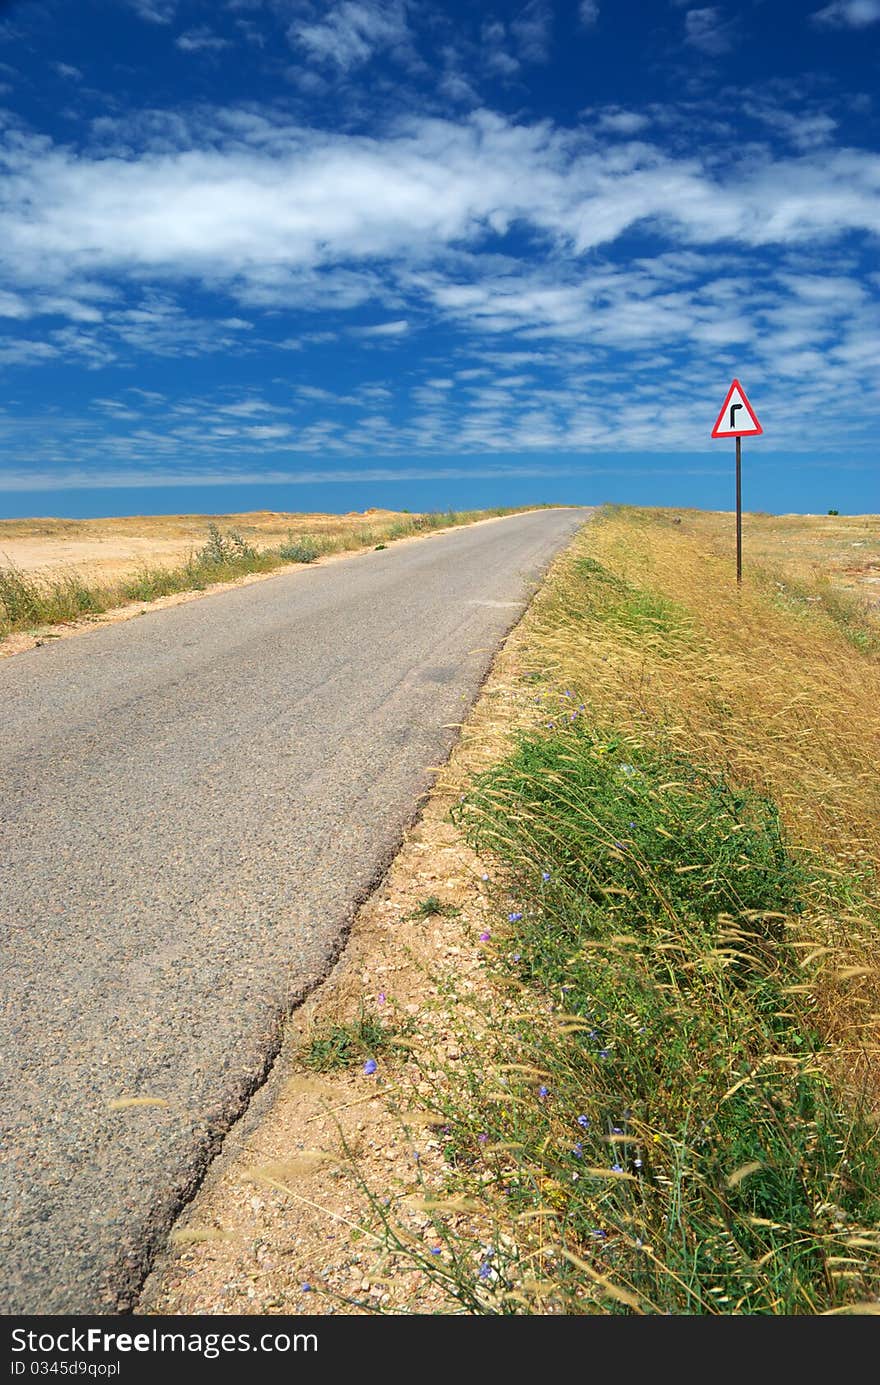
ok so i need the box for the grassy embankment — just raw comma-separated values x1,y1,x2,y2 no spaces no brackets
0,507,533,640
363,505,880,1314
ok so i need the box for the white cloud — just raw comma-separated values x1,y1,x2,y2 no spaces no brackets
290,1,410,71
126,0,177,23
684,7,734,56
1,101,879,461
579,1,599,25
510,2,552,64
176,28,231,53
353,319,409,336
597,109,650,135
812,0,880,26
0,338,58,366
5,107,880,309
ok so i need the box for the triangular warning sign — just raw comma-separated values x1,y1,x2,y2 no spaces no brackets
711,379,762,438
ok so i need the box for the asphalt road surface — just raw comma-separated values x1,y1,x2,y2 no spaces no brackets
0,507,587,1313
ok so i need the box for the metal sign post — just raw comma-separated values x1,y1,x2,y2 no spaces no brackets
711,379,762,586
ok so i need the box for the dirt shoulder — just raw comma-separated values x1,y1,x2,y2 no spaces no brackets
136,590,529,1317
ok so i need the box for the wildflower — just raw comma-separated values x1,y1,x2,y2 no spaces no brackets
577,1115,590,1128
611,1163,623,1173
301,1283,312,1293
477,1133,488,1144
508,911,523,922
634,1158,643,1170
541,871,550,882
479,931,491,942
512,953,521,962
598,1049,609,1059
481,873,489,881
613,841,625,850
572,1142,583,1158
430,1247,442,1256
538,1085,550,1099
377,992,386,1006
612,1126,623,1134
363,1058,378,1076
590,1229,607,1240
478,1262,492,1281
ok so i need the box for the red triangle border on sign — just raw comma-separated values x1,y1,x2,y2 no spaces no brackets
711,378,763,438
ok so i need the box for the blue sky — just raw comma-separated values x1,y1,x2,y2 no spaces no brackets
0,0,879,516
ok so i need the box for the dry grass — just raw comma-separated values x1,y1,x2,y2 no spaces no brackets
515,505,880,1094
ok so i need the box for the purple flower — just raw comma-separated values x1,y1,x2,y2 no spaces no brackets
363,1058,378,1075
577,1115,590,1128
541,871,551,881
538,1085,550,1099
508,911,523,922
611,1163,623,1173
512,952,521,962
634,1158,643,1170
377,992,386,1006
598,1049,609,1059
430,1247,442,1256
478,1133,488,1144
590,1229,607,1240
572,1142,583,1158
301,1283,312,1292
479,931,491,942
478,1262,492,1281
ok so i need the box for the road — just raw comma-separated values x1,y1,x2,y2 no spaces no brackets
0,507,587,1312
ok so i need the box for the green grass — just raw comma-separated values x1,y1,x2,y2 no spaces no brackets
302,1013,395,1072
572,555,693,646
405,896,462,922
391,723,880,1314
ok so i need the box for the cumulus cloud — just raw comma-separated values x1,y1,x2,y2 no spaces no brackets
579,1,599,25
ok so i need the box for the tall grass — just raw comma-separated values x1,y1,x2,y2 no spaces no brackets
0,507,540,640
361,506,880,1314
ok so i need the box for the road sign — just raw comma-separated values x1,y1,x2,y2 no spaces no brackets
711,378,762,438
711,378,763,586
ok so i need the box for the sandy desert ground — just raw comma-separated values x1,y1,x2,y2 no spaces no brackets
0,509,405,585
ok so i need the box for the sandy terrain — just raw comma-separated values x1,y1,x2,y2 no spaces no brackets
0,509,404,585
689,509,880,611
